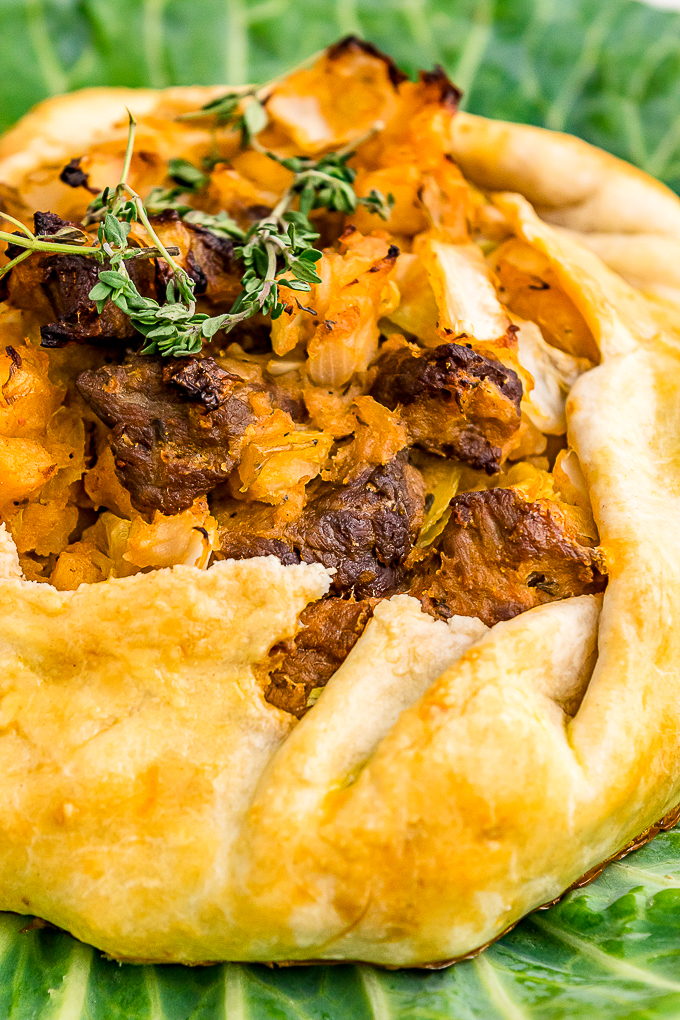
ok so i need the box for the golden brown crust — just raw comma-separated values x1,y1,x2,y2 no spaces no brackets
450,112,680,304
1,72,680,967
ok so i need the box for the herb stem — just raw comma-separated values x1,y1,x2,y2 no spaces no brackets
259,239,279,304
0,211,34,239
117,111,137,195
123,185,189,284
0,229,98,256
0,248,33,280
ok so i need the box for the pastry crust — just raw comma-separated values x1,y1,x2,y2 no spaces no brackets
2,70,680,966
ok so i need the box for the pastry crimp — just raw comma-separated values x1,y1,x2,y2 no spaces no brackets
0,38,680,965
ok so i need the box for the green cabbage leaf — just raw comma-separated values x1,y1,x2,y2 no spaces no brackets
4,828,680,1018
2,0,680,191
3,1,680,1016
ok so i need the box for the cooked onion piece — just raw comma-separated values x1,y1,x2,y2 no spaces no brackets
420,239,510,344
513,315,591,434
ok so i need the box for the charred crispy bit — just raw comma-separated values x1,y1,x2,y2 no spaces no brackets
371,341,522,474
162,357,240,412
417,65,462,111
265,597,377,716
77,356,255,517
5,212,155,348
59,158,94,191
326,35,409,88
216,452,425,597
411,487,606,627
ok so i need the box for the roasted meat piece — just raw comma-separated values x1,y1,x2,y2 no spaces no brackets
411,486,606,627
4,210,241,349
150,211,241,305
77,356,255,517
216,452,425,598
371,341,522,473
293,454,424,596
184,222,240,303
212,500,301,565
5,212,155,348
265,597,376,716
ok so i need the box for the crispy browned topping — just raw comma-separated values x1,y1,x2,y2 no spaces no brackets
162,357,240,412
265,597,377,717
417,66,462,111
371,341,522,473
411,487,606,627
326,36,409,88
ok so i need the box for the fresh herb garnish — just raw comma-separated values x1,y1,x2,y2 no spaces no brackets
0,101,392,358
144,158,210,217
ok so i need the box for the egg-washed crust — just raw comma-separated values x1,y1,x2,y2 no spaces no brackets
3,42,680,967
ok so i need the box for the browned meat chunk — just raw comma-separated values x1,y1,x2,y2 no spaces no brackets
292,455,424,596
265,598,376,716
215,452,425,598
77,355,255,517
185,222,240,304
212,500,302,565
371,341,522,473
5,212,155,348
411,487,606,627
150,211,241,306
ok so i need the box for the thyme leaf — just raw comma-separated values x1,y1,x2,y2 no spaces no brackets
0,101,392,359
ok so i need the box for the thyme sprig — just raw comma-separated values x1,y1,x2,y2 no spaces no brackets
0,209,181,282
0,114,181,282
0,101,393,359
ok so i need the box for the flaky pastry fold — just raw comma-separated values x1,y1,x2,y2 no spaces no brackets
2,55,680,966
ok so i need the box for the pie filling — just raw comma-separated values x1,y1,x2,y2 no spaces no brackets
0,40,606,716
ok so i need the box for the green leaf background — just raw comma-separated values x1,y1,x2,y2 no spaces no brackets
3,1,680,1015
7,830,680,1019
2,0,680,190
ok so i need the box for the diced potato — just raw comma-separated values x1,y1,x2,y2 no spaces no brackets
10,498,79,556
0,435,56,506
326,396,407,483
0,344,64,439
50,541,111,590
265,43,400,153
234,409,333,508
204,165,279,229
352,165,429,237
303,379,365,438
357,72,458,174
84,445,136,520
230,149,294,195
